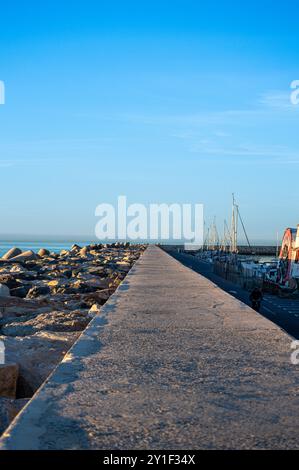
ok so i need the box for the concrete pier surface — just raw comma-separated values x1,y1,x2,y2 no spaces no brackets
1,246,298,450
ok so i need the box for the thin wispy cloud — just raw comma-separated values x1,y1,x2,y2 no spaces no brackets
115,96,298,128
258,90,294,110
189,142,299,161
113,90,299,164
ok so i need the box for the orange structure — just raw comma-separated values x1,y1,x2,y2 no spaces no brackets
278,227,299,289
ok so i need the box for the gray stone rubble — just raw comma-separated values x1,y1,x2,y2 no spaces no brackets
0,242,145,434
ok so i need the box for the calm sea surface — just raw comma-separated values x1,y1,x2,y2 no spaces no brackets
0,242,277,261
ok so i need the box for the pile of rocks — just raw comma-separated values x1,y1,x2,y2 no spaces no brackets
0,242,145,434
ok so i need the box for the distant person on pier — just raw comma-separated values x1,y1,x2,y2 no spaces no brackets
249,287,263,312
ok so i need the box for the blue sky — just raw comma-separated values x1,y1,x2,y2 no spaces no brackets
0,1,299,243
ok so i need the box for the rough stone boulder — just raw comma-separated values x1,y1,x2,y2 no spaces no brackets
79,246,89,257
13,271,37,282
74,274,111,290
47,279,61,287
59,268,72,278
0,296,53,321
1,247,22,261
0,364,19,398
1,310,91,336
0,398,29,435
60,249,69,257
6,265,27,274
115,261,131,272
0,331,80,396
70,244,81,252
0,284,10,298
84,266,105,276
88,303,101,317
10,286,31,298
83,277,111,289
26,285,51,299
0,275,21,290
81,289,112,307
70,280,95,293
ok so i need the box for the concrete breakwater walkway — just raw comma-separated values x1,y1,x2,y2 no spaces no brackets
1,246,298,449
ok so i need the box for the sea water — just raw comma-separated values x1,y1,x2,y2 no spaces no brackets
0,240,96,257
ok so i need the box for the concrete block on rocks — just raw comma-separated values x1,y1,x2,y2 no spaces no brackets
0,398,29,435
0,364,19,398
8,251,38,263
0,284,10,298
2,247,22,260
38,248,50,257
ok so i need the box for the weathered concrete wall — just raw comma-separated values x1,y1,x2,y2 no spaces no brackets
0,246,298,450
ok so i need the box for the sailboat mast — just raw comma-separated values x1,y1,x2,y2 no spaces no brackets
231,193,238,253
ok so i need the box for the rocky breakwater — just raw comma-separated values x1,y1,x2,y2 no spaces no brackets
0,242,145,434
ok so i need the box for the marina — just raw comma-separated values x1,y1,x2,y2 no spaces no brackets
177,196,299,298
